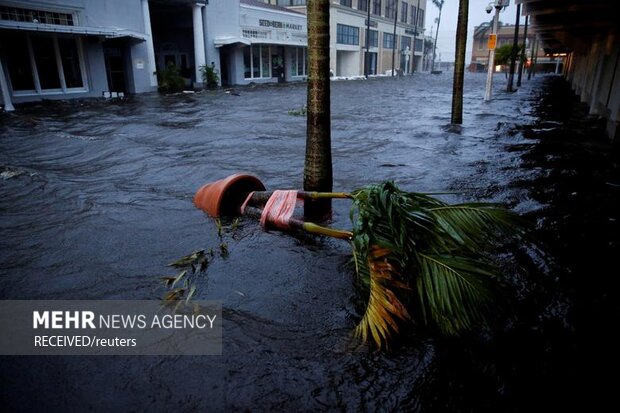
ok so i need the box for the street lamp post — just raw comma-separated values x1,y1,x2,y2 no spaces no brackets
484,0,509,102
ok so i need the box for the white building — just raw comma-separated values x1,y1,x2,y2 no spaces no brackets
267,0,427,76
0,0,158,108
207,0,308,85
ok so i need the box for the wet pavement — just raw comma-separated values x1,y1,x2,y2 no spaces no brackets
1,73,619,412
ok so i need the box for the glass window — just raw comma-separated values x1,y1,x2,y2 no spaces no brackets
366,29,378,48
410,6,416,27
31,36,61,89
383,32,395,49
358,0,368,12
401,36,411,51
372,0,381,15
0,6,74,26
243,46,251,78
3,33,86,94
252,46,260,78
415,38,423,52
365,51,377,75
244,45,273,79
386,0,396,19
336,24,359,45
261,45,270,78
58,38,83,88
401,2,408,23
4,32,35,91
340,0,352,6
417,8,424,28
277,0,306,5
292,47,307,77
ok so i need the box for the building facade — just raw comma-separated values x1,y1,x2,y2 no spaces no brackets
470,22,561,73
0,0,429,109
207,0,307,86
267,0,427,76
0,0,158,108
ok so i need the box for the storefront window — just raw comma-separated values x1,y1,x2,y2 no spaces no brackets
4,32,86,94
31,36,61,89
261,46,270,78
4,32,35,91
252,46,260,78
244,45,273,79
292,47,307,77
243,47,251,78
58,38,84,88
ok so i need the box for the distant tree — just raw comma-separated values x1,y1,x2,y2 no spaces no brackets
423,38,434,70
430,0,445,72
495,44,524,78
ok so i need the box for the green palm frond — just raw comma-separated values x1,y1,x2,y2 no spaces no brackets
429,203,527,252
417,253,496,335
349,181,525,348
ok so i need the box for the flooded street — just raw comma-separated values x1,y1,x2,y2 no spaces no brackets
1,73,618,411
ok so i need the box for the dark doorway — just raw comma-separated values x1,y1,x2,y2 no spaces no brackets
103,40,127,93
271,47,285,83
220,48,230,86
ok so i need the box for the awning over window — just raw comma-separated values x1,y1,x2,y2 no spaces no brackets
213,37,251,48
0,20,146,41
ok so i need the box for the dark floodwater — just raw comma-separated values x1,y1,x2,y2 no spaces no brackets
1,73,618,412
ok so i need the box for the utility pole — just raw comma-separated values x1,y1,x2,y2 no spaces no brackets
411,0,420,73
507,3,520,92
484,0,508,102
516,15,528,87
391,0,398,76
365,0,371,78
532,35,539,77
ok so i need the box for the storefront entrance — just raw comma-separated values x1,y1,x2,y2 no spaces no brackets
103,39,128,93
271,47,285,83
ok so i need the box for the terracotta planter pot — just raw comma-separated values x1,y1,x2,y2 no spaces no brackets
194,174,266,217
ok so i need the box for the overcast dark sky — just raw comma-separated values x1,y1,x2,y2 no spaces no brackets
425,0,522,63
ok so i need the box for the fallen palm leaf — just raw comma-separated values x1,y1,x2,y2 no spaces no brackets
350,181,525,348
168,250,205,268
164,288,186,301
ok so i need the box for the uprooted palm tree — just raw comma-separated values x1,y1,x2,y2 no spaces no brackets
349,181,524,348
192,176,525,350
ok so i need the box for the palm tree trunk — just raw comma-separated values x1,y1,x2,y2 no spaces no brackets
507,3,521,92
450,0,468,124
304,0,333,219
431,1,443,72
516,15,528,87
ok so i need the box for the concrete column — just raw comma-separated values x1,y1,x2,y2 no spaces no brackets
193,3,206,86
141,0,158,88
0,58,15,112
202,3,221,86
